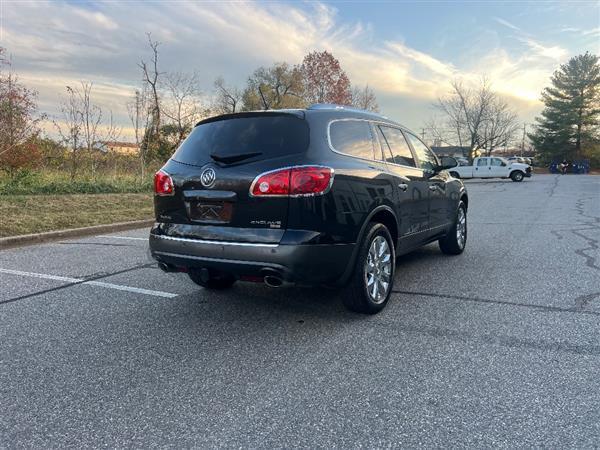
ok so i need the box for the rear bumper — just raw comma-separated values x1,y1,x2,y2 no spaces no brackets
149,233,355,285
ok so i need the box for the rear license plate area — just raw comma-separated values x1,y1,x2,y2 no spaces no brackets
187,201,233,223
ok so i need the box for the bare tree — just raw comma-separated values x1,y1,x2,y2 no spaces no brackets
138,33,162,145
55,86,83,180
162,71,208,146
430,78,518,160
213,76,242,114
127,89,152,179
54,83,120,180
351,85,379,112
480,97,520,156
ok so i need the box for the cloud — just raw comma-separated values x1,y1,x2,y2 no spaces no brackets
1,0,574,135
518,37,568,60
494,17,521,31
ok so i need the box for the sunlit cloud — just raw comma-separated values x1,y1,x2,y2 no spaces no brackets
0,0,584,136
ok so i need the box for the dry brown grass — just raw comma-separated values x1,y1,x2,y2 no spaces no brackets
1,193,154,237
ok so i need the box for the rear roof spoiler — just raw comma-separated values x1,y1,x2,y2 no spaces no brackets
195,110,305,127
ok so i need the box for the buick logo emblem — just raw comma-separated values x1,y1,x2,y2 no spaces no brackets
200,168,216,188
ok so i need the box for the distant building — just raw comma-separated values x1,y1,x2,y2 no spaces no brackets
430,146,470,158
102,141,140,156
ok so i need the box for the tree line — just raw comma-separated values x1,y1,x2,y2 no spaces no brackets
0,36,379,181
0,38,598,183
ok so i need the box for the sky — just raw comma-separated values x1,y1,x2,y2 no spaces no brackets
1,0,599,140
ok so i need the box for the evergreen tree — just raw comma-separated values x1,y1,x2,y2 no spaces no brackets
529,52,600,162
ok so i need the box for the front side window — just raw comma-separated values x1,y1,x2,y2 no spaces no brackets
378,126,416,167
405,132,437,171
491,158,505,166
329,120,375,160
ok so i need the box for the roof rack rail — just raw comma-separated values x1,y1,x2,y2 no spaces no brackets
307,103,388,118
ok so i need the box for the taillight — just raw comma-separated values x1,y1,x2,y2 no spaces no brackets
154,170,174,196
250,166,333,197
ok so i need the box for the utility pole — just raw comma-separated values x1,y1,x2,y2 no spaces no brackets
520,123,526,157
421,128,426,142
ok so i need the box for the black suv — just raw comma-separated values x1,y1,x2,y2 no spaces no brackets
149,104,467,313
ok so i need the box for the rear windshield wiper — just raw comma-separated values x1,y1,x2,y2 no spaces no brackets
210,152,262,164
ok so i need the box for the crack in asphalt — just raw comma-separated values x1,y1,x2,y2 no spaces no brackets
575,292,600,311
392,289,600,317
382,322,600,358
0,262,156,306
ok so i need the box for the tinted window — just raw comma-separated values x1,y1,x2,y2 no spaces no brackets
330,120,375,160
172,114,309,166
491,158,504,166
378,126,416,167
477,158,489,167
405,133,438,171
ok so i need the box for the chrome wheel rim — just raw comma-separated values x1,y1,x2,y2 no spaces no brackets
364,236,392,304
456,207,466,249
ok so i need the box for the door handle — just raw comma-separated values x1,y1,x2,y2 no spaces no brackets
398,183,408,191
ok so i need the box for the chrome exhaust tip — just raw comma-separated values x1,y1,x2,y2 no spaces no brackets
158,262,178,273
264,275,283,288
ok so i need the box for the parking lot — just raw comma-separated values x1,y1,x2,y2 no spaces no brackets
1,174,599,447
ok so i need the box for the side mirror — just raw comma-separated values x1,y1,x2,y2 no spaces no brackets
438,156,458,170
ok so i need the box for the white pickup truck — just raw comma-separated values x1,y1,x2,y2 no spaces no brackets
449,156,532,182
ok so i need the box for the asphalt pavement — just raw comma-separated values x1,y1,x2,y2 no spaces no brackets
1,174,599,448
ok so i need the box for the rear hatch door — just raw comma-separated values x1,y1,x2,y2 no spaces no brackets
156,112,309,236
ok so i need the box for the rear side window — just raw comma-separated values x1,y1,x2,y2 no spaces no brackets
477,158,489,167
172,115,309,166
377,126,416,167
329,120,375,160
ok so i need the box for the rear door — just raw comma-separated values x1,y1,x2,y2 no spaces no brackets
155,113,309,235
474,157,491,177
374,125,429,243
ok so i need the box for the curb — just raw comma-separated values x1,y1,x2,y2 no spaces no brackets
0,219,155,250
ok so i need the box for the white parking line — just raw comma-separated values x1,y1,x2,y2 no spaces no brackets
97,235,148,241
0,268,177,298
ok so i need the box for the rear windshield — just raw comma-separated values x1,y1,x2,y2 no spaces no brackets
172,114,309,166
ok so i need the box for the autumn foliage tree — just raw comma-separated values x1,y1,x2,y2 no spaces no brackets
242,63,306,110
300,51,352,105
0,47,43,177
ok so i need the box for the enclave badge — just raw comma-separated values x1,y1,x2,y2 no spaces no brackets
200,168,216,188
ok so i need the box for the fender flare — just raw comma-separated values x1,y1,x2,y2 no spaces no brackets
335,205,399,286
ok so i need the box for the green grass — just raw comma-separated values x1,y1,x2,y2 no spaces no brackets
0,193,154,237
0,171,153,195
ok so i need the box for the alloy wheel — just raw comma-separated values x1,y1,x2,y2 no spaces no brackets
364,236,392,304
456,207,467,249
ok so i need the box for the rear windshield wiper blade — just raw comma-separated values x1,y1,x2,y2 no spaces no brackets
210,152,262,164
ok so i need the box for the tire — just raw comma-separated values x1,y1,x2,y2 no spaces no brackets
188,268,236,290
342,223,395,314
510,171,524,182
449,171,460,179
439,201,467,255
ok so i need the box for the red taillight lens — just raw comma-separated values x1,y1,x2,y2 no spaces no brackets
250,166,333,197
154,170,174,196
290,166,333,196
251,169,290,196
